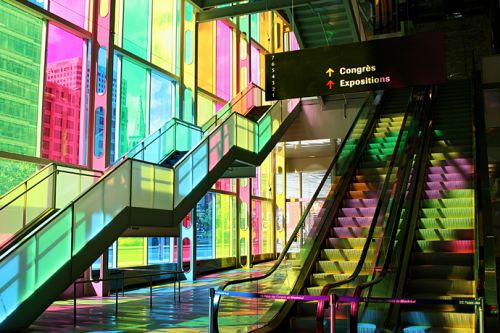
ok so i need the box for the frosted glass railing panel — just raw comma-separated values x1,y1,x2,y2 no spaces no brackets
35,209,72,287
270,101,282,134
0,235,37,323
55,167,98,208
142,135,162,163
175,123,202,152
0,191,25,245
25,167,54,223
153,165,173,210
225,115,236,153
236,115,251,151
161,125,176,159
192,141,208,189
258,113,272,152
131,162,155,209
209,125,224,171
73,182,104,255
104,161,131,224
174,154,193,207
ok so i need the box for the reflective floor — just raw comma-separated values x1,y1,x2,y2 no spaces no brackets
26,263,274,333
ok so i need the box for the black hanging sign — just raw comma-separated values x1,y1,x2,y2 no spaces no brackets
265,32,446,100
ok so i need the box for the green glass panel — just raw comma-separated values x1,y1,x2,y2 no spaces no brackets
184,29,193,65
250,14,259,43
183,87,193,123
240,15,249,37
123,0,150,59
0,1,42,157
117,237,146,267
119,59,147,156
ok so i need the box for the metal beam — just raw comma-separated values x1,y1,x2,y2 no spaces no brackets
197,0,323,22
201,0,243,8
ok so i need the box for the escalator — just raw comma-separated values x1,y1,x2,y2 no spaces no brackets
0,87,300,331
398,80,478,332
289,89,411,332
212,88,423,332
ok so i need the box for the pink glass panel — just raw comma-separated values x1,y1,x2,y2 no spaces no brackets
252,200,262,254
216,21,232,101
290,32,300,51
50,0,88,29
42,24,85,165
251,45,260,85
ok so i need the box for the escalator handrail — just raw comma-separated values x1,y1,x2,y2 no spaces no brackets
348,86,434,331
315,88,416,330
211,91,380,331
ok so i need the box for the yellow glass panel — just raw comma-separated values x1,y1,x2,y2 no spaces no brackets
152,0,176,72
198,22,214,92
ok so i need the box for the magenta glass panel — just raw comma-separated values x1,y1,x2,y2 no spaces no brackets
216,21,232,101
42,24,86,165
251,45,260,85
50,0,89,29
252,200,262,254
216,102,224,112
252,167,261,196
290,32,300,51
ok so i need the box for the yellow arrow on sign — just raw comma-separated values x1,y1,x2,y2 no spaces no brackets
326,68,334,77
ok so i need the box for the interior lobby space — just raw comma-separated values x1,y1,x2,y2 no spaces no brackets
1,0,500,332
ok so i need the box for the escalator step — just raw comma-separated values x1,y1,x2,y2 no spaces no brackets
415,229,473,241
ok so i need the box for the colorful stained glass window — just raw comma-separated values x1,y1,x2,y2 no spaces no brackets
42,24,87,165
251,44,260,85
197,93,215,126
0,1,42,157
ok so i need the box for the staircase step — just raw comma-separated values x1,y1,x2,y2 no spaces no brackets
321,248,374,261
427,165,473,174
343,198,378,208
428,158,472,167
409,265,473,280
331,227,381,238
426,173,472,182
419,207,473,218
415,240,474,253
326,238,366,249
336,217,373,227
424,181,473,191
421,198,473,208
340,207,376,217
415,229,473,241
401,311,475,329
412,252,473,265
316,260,367,274
418,218,473,229
423,189,474,199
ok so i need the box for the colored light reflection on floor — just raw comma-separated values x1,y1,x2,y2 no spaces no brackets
25,263,275,332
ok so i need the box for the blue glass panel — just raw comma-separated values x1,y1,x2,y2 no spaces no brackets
150,72,174,133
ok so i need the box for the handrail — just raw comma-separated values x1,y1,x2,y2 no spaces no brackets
347,86,433,331
315,88,416,331
471,55,499,325
211,91,380,332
